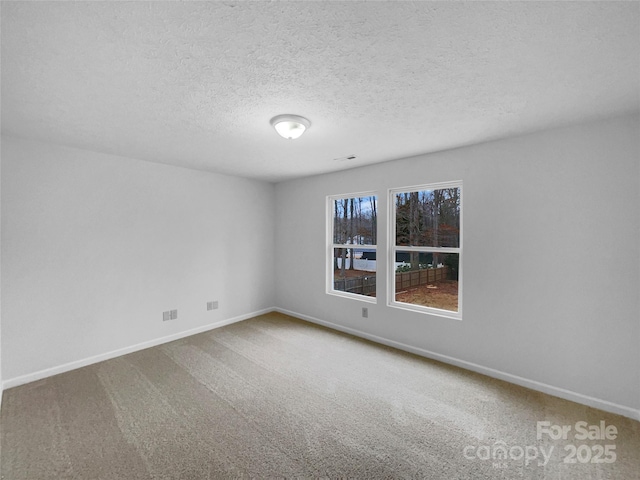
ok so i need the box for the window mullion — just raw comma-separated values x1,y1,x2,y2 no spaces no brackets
395,246,459,254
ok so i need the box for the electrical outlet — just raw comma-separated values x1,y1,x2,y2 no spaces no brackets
362,307,368,318
207,301,219,311
163,309,178,321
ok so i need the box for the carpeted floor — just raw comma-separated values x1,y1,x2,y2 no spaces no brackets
1,312,638,479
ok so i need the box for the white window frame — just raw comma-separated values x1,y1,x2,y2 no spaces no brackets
326,191,378,303
387,181,463,320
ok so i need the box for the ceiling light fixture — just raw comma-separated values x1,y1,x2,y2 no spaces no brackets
270,114,311,140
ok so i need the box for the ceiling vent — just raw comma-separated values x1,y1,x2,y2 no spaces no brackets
334,154,357,162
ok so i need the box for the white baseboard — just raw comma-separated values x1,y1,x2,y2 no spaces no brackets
275,307,640,422
2,308,273,390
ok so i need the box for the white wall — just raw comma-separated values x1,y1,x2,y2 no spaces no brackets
275,114,640,418
1,136,275,383
0,148,3,408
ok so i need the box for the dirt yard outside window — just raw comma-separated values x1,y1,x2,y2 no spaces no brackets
395,280,458,312
334,269,458,311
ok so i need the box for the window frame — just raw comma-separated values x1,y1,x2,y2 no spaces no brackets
387,181,463,320
326,191,378,303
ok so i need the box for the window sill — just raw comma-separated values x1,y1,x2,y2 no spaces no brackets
327,290,378,304
387,300,462,320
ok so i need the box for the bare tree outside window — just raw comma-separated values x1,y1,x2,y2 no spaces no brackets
329,194,377,299
391,183,462,317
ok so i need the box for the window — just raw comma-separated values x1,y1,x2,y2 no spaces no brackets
327,193,378,301
389,181,462,319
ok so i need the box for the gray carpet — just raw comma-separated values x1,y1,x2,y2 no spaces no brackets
1,312,638,479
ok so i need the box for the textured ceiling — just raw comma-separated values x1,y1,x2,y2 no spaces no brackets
2,1,639,182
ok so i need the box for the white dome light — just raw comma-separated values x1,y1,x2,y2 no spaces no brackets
270,114,311,140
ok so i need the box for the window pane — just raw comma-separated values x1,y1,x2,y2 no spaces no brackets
333,248,376,297
395,188,460,247
333,196,377,245
394,251,459,312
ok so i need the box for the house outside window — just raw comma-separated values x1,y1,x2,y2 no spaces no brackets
327,193,378,302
